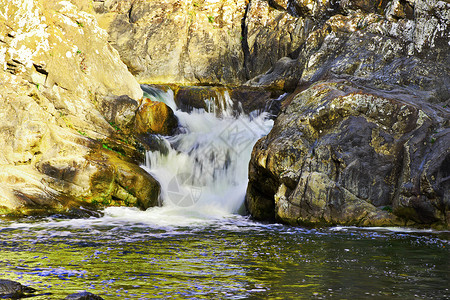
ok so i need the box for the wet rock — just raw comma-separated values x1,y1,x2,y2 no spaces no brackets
229,86,284,117
175,86,233,114
137,134,171,155
65,291,104,300
174,85,283,116
0,279,36,298
247,80,449,228
135,98,178,136
36,145,161,211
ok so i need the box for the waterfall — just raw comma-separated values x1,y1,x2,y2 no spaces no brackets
137,86,274,220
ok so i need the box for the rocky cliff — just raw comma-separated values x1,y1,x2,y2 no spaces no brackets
0,0,448,228
0,0,160,216
94,0,449,228
245,0,449,228
93,0,323,86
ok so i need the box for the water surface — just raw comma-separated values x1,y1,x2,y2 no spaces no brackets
1,86,448,299
1,211,449,299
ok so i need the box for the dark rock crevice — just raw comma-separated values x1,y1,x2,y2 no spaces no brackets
241,1,251,81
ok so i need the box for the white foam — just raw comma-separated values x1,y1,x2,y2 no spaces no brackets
141,87,273,224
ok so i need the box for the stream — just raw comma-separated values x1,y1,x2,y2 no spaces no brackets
0,86,449,299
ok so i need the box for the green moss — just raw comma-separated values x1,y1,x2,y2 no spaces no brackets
109,121,120,131
102,143,114,151
381,206,393,213
77,129,88,137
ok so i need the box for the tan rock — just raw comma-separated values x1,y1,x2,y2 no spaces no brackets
95,0,247,85
135,98,178,136
0,0,159,216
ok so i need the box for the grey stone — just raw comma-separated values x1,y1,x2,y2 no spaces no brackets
0,279,36,298
65,291,104,300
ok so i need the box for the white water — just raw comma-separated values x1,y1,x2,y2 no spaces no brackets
127,86,275,226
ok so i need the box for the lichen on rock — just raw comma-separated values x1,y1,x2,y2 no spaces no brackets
0,0,159,216
247,80,449,228
244,0,449,229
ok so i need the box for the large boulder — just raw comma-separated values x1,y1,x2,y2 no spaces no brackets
247,80,449,228
246,0,450,228
0,0,159,216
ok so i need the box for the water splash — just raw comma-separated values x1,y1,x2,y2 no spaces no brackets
140,86,274,221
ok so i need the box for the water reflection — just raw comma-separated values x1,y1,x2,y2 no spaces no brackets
0,216,449,299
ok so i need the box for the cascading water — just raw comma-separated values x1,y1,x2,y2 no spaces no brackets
105,86,274,225
2,86,448,299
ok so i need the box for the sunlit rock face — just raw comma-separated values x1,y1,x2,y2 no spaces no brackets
135,98,178,136
94,0,248,85
0,0,159,215
247,80,449,228
246,0,450,228
93,0,324,86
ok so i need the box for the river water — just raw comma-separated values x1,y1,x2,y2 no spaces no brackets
0,87,449,299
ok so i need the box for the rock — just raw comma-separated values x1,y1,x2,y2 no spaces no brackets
247,56,304,91
174,85,284,117
252,2,450,102
243,0,312,80
88,0,450,95
245,0,449,228
0,0,160,216
96,95,139,135
94,0,247,85
36,144,161,211
290,0,338,17
137,134,171,155
0,279,36,298
174,86,233,114
246,80,449,228
339,0,387,14
93,0,322,85
65,291,104,300
135,98,178,136
229,86,284,117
